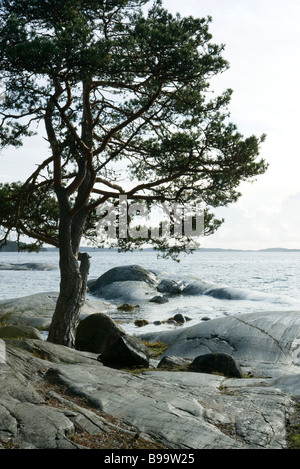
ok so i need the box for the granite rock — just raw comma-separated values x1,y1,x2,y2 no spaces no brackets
0,292,299,449
0,335,295,450
139,310,300,379
0,292,113,331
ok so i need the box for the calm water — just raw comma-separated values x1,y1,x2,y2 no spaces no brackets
1,249,300,334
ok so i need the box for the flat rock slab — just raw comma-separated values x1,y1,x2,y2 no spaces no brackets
0,292,113,330
47,361,293,450
0,338,295,449
139,310,300,378
0,300,299,449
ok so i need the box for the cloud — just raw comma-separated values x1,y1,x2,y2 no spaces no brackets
204,192,300,250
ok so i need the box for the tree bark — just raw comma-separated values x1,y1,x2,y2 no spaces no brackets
47,209,90,348
47,251,90,347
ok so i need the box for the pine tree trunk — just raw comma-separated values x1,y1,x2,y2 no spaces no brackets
47,211,90,348
47,251,90,347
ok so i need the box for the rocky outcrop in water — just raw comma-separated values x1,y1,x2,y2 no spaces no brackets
88,265,159,303
0,263,57,271
87,264,254,304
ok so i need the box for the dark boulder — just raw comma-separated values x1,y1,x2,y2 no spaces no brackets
188,353,244,378
117,303,137,312
149,296,169,304
98,335,150,369
173,313,186,324
134,319,150,328
157,279,183,295
75,313,125,354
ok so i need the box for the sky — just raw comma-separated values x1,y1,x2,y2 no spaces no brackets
1,0,300,250
163,0,300,250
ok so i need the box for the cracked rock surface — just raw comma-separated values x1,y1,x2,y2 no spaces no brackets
0,329,296,450
51,362,293,449
0,299,300,450
140,310,300,381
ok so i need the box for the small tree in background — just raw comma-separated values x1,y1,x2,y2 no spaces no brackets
0,0,267,347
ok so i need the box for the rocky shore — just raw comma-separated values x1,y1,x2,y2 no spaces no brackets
0,262,57,271
0,265,300,449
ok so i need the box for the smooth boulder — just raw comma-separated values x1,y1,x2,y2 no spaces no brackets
88,265,157,292
87,265,160,303
98,335,150,368
188,353,244,378
149,295,169,304
75,313,125,354
0,292,111,331
157,279,184,295
87,265,190,303
88,265,158,303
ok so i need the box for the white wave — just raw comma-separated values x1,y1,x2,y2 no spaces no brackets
181,279,265,302
90,280,158,303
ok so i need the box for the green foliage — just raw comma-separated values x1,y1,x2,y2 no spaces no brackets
0,181,59,250
0,181,98,249
288,430,300,449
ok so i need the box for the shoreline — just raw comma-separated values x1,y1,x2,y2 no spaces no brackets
0,289,300,449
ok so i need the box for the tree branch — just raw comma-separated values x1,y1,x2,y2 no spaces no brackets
93,85,163,156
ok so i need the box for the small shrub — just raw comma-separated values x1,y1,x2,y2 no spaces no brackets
288,432,300,449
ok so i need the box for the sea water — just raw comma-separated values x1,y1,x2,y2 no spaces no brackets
1,249,300,334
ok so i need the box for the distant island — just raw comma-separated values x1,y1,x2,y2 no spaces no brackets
258,247,300,252
2,241,300,253
198,247,300,252
0,241,26,252
0,241,46,252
